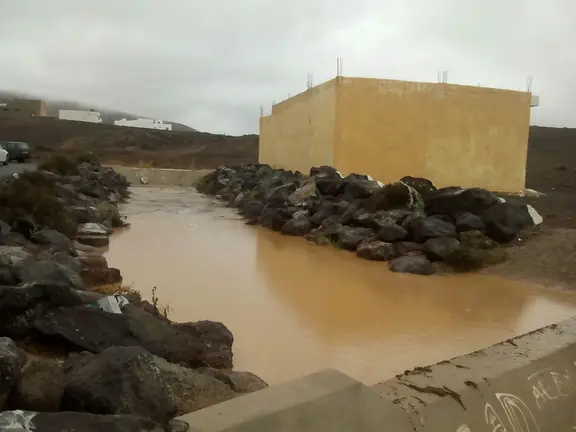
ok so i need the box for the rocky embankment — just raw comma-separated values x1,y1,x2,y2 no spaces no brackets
0,156,267,431
198,164,543,275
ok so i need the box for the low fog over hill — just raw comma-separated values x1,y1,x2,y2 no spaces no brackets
0,90,197,132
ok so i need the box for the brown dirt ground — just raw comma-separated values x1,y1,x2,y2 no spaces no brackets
482,127,576,289
0,118,574,288
0,116,258,168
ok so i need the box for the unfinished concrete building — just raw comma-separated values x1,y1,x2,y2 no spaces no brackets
259,77,534,192
0,98,48,118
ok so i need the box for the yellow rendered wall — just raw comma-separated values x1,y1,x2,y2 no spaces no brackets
259,79,337,174
334,78,531,191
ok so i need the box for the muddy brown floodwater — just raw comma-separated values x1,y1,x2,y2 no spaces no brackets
105,187,576,386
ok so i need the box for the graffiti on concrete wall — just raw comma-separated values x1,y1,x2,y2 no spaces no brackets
453,359,576,432
527,365,573,410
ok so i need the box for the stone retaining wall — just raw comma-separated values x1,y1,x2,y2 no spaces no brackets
106,166,213,187
177,317,576,431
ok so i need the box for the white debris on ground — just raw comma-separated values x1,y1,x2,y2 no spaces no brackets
527,204,544,226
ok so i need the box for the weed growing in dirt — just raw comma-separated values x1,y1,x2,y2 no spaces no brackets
152,286,171,319
91,283,142,301
38,154,80,176
90,283,171,318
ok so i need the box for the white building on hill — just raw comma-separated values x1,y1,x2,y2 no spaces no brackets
59,110,103,123
114,118,172,131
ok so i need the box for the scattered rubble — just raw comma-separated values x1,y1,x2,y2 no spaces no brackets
0,156,267,429
198,164,543,276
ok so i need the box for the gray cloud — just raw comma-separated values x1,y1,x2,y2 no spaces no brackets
0,0,573,134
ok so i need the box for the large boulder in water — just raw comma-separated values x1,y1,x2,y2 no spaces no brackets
377,223,409,243
34,304,235,369
238,200,265,221
76,249,108,269
281,217,312,236
175,320,235,369
62,346,267,423
304,216,343,246
337,226,375,251
388,255,435,275
77,222,113,237
357,241,395,261
259,207,292,231
351,210,409,232
424,237,461,261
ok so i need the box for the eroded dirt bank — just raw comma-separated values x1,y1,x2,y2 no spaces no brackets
105,187,576,385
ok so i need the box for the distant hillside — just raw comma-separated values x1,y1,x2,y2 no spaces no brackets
0,90,197,132
0,116,257,168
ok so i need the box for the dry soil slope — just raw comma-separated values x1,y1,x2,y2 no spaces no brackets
0,116,258,168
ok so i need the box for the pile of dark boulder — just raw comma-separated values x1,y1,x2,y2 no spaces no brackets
0,156,267,431
198,164,543,276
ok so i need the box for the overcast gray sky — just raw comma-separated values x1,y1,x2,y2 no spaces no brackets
0,0,574,135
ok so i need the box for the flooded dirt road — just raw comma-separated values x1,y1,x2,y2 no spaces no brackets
105,187,576,385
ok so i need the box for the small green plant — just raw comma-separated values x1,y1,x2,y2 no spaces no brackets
91,283,171,318
151,286,171,319
91,283,143,302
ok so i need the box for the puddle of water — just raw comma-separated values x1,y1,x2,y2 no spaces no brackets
105,187,576,385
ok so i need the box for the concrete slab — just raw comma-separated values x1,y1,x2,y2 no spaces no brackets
107,166,213,187
177,369,412,432
176,317,576,431
373,317,576,431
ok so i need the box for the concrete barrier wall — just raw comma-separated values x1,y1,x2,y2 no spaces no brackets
177,317,576,431
107,165,213,187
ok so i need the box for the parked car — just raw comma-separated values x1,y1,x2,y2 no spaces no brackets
0,141,32,163
0,146,7,165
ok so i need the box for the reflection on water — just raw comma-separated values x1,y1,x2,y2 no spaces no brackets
105,187,576,385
